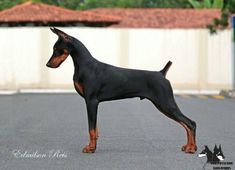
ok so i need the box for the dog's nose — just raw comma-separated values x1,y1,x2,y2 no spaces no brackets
46,62,51,67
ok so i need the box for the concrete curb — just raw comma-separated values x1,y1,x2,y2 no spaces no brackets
219,90,235,99
0,89,220,95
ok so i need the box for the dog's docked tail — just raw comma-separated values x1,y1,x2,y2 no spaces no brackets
160,61,172,77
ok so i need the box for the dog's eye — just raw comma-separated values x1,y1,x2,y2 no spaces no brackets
59,49,64,54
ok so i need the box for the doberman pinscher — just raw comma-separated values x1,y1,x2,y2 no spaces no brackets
46,27,197,154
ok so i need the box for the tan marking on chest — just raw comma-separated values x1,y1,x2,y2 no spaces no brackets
74,81,84,96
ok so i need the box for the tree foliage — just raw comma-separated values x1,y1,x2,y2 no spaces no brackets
0,0,22,10
144,0,191,8
79,0,144,9
187,0,235,33
0,0,191,10
0,0,233,11
78,0,191,9
188,0,224,9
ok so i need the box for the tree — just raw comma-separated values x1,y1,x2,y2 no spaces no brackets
188,0,224,9
79,0,191,9
0,0,193,10
79,0,144,9
143,0,191,8
0,0,84,10
188,0,235,33
42,0,83,10
224,0,235,13
0,0,22,10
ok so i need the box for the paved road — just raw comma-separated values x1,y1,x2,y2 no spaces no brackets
0,94,234,170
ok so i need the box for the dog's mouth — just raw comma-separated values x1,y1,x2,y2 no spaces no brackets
46,61,59,68
46,52,69,68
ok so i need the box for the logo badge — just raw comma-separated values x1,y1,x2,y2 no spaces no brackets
198,145,233,170
198,144,225,163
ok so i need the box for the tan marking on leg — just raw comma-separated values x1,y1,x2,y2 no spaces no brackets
180,122,197,153
83,130,97,153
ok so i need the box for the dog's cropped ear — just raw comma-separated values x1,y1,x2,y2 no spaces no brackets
50,27,72,42
214,144,218,150
50,27,56,34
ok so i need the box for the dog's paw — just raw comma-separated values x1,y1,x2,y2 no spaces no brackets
82,145,96,153
181,144,197,154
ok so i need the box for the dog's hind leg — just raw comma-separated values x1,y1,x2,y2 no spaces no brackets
152,97,197,153
149,80,197,153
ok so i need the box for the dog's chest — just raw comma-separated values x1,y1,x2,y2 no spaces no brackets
74,81,84,97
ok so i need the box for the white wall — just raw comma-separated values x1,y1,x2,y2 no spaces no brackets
0,27,233,91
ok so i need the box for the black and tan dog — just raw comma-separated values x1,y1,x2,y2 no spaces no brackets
46,27,197,154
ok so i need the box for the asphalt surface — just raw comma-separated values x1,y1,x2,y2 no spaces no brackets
0,94,234,170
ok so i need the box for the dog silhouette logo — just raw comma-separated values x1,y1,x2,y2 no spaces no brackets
198,144,225,163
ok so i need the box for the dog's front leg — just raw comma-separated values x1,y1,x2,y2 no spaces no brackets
83,99,98,153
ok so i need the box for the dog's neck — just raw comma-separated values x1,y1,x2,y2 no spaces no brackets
70,37,98,81
70,38,96,66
